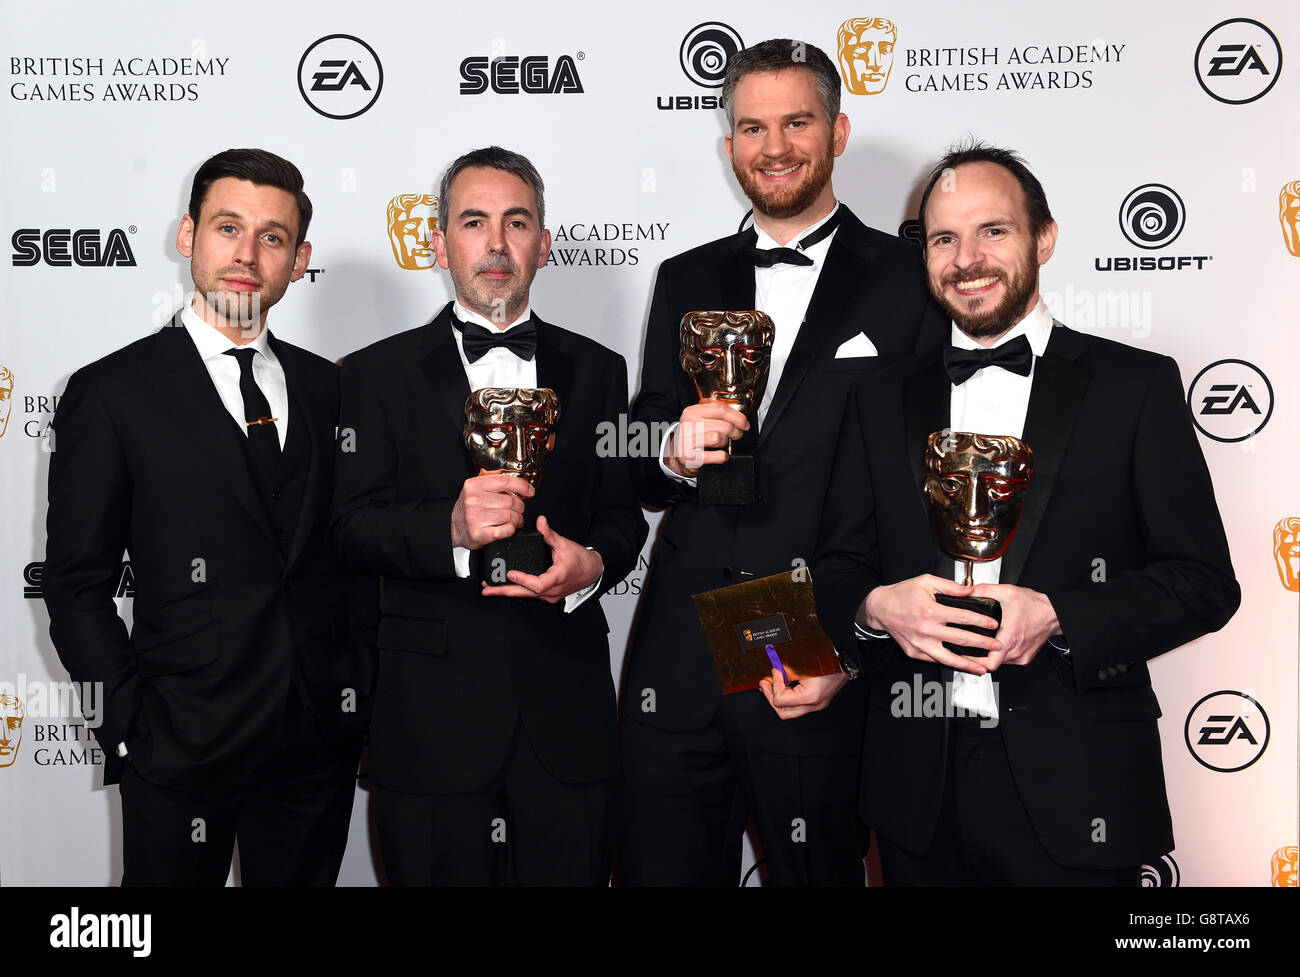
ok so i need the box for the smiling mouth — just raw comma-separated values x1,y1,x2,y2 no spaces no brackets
760,162,803,179
952,276,999,293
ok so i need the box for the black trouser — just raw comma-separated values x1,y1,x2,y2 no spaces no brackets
619,698,866,886
375,719,612,886
120,692,359,886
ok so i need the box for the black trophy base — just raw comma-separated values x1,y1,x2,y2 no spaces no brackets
934,594,1002,657
483,531,552,579
698,454,755,506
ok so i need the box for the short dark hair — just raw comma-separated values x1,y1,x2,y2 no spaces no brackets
187,148,312,247
720,38,842,129
439,146,546,229
918,141,1053,244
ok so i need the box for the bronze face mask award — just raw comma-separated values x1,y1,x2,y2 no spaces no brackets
923,430,1034,656
679,310,775,506
464,387,561,577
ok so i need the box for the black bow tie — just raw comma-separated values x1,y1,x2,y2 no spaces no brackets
743,208,842,268
943,335,1034,385
451,313,537,364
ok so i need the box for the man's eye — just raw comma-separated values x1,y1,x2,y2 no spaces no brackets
264,234,281,245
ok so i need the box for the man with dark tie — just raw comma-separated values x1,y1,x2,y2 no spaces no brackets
44,148,374,884
620,39,946,885
332,146,646,885
814,143,1239,884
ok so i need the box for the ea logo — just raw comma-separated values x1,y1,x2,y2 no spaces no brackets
1186,359,1273,443
298,34,383,120
1194,19,1283,104
897,219,922,246
1118,185,1185,249
1185,691,1269,772
1139,854,1180,887
680,22,744,89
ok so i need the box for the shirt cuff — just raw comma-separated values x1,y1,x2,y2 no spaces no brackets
453,545,471,579
854,622,891,641
117,741,129,758
1047,633,1070,655
563,547,601,614
658,422,698,488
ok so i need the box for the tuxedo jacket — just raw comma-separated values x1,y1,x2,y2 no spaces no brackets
626,206,948,755
814,323,1240,868
330,305,647,795
43,319,376,793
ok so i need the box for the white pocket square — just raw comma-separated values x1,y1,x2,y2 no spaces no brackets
834,333,878,358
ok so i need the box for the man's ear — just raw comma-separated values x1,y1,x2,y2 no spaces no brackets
176,214,195,258
289,241,313,282
433,227,450,270
536,228,552,269
1036,220,1059,266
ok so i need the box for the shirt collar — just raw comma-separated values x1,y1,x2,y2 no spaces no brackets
949,297,1053,356
179,303,278,364
753,200,841,253
453,300,533,333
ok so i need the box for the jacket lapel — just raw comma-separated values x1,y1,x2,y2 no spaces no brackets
532,316,573,410
998,324,1090,586
417,304,473,437
756,217,869,447
903,358,952,570
145,317,274,539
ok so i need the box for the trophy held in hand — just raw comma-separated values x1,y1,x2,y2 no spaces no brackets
679,310,775,506
464,387,561,577
923,430,1033,656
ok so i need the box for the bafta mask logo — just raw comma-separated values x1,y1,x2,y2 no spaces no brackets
0,365,12,439
837,17,897,96
1272,846,1299,887
679,311,775,420
388,193,440,270
1274,516,1300,592
463,387,560,488
924,431,1033,565
1279,181,1300,257
0,694,24,768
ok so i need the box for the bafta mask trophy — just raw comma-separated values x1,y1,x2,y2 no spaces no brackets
679,311,775,505
464,387,561,577
923,431,1034,656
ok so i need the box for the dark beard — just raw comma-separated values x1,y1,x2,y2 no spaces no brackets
733,149,833,221
934,262,1039,340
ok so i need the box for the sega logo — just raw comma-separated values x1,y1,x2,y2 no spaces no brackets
12,228,137,267
458,55,584,95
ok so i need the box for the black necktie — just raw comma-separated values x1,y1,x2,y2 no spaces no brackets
943,335,1034,385
743,208,842,268
223,347,281,470
451,313,537,364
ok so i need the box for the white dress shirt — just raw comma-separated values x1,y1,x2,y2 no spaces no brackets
180,303,288,449
946,298,1054,719
448,301,598,613
659,203,842,484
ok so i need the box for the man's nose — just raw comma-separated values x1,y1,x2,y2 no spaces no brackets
233,232,258,265
486,220,507,252
954,235,984,269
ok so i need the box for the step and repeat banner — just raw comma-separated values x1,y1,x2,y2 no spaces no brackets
1,0,1295,886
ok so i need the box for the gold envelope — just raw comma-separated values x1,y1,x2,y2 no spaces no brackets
692,569,845,694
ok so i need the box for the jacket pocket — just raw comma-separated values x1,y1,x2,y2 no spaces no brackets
1081,685,1162,722
135,623,220,678
377,616,448,656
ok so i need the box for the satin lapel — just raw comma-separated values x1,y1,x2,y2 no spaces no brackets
417,306,472,437
533,317,573,412
272,335,322,570
998,325,1090,586
143,317,273,538
720,228,758,312
756,232,863,447
903,358,952,541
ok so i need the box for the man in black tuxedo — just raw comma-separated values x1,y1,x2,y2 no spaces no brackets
814,144,1240,884
332,147,646,885
44,148,374,885
620,40,946,885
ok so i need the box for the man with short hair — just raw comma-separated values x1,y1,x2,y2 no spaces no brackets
44,148,375,885
332,146,646,885
814,143,1239,884
621,39,945,885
